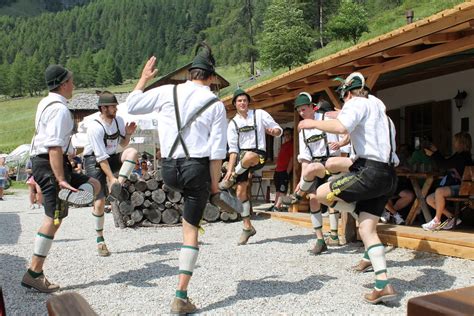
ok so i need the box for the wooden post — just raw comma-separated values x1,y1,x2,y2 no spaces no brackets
339,212,357,243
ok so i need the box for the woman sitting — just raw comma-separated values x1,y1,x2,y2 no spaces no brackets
422,132,472,231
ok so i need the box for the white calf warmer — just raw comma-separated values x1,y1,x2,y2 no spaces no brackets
241,200,251,217
119,160,136,179
300,178,314,192
179,245,199,276
34,233,54,258
367,243,387,275
329,211,339,232
235,162,247,175
310,210,323,230
93,212,105,232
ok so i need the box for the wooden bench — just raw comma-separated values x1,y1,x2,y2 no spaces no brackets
46,292,97,316
446,166,474,221
407,286,474,315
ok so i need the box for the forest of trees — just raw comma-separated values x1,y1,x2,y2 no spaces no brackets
0,0,404,97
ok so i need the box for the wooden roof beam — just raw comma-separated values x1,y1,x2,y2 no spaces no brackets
326,66,355,76
285,81,308,90
324,87,342,109
422,32,461,44
304,74,330,84
268,88,287,96
382,45,422,58
353,56,386,67
366,73,380,90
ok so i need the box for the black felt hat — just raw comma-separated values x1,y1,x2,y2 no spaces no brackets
96,90,118,107
189,42,216,73
45,64,72,91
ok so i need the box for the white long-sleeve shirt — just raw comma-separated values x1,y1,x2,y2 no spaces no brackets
30,92,74,156
126,80,227,160
337,95,399,165
227,109,282,154
83,116,126,162
298,112,339,162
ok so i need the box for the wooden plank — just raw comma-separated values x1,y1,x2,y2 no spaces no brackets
353,56,386,67
379,233,474,260
285,81,309,90
422,31,461,44
382,45,423,58
221,3,474,106
340,212,356,243
366,73,380,90
324,87,342,109
268,88,287,96
326,66,355,76
304,74,331,84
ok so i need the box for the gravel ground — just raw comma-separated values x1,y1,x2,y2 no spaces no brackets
1,190,473,315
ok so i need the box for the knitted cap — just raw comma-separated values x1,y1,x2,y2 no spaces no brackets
189,42,216,73
45,65,72,91
96,90,118,107
232,88,251,105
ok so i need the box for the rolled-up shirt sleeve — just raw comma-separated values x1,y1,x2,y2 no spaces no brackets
209,102,228,160
43,107,72,149
127,89,161,115
227,119,239,154
336,101,364,134
261,110,283,137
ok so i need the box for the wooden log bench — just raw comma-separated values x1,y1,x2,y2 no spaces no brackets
407,286,474,315
445,166,474,222
46,292,97,316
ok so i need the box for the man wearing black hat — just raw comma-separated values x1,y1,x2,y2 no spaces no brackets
220,87,282,245
299,72,399,304
83,91,138,257
22,65,100,293
126,42,232,314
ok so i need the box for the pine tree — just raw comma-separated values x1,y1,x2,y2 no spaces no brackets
326,0,369,44
259,0,313,70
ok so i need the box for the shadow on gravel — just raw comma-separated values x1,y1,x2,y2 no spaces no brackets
54,238,84,243
0,253,47,315
362,267,455,307
61,258,177,290
253,234,314,245
114,241,183,256
386,251,446,268
0,212,21,245
199,274,337,312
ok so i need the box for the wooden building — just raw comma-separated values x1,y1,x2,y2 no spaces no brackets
221,2,474,259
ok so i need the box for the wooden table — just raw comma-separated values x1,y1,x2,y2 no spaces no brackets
397,171,440,225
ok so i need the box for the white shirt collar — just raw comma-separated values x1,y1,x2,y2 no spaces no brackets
185,80,211,91
48,92,68,104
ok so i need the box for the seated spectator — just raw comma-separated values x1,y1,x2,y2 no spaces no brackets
422,132,472,231
269,127,293,212
132,159,142,177
140,160,148,176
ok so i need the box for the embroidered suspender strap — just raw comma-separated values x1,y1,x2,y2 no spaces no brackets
30,101,62,156
168,85,220,158
322,113,330,158
302,129,315,159
387,116,394,166
115,118,125,139
94,119,108,147
253,110,258,151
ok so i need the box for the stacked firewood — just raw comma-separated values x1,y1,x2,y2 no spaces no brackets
110,170,239,228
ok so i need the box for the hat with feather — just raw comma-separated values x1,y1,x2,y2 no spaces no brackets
189,42,216,74
334,72,367,101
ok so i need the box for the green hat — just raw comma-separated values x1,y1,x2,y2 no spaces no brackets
45,64,72,91
232,88,251,105
335,72,366,101
96,90,118,107
189,42,216,73
294,92,312,108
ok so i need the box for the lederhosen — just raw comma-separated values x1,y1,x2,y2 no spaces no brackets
329,116,397,217
161,85,219,227
232,109,267,183
84,118,125,199
30,101,90,220
301,113,332,192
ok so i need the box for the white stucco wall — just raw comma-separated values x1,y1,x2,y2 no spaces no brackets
378,68,474,150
